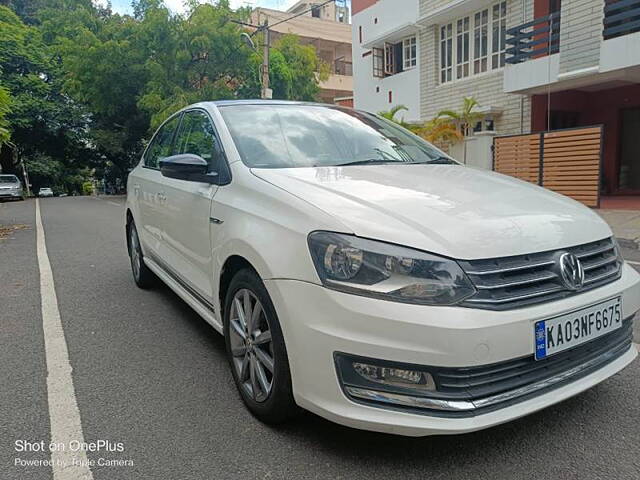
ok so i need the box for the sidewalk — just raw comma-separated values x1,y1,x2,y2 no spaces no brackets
596,209,640,250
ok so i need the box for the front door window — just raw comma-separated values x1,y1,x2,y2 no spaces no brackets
144,115,180,168
172,110,219,171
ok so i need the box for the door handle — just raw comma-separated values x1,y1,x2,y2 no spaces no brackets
157,192,167,203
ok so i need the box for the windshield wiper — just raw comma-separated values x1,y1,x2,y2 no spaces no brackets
424,156,456,164
334,156,455,167
336,159,402,167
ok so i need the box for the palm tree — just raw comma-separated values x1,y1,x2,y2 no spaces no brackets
378,105,427,137
378,104,408,123
420,117,462,145
435,96,484,164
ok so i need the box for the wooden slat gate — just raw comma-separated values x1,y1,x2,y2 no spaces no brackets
493,126,603,207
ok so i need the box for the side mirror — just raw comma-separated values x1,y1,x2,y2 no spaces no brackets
159,154,218,183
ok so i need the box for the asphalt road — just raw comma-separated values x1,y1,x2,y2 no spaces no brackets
1,196,640,480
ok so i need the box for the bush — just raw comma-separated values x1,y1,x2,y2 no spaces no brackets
82,181,94,196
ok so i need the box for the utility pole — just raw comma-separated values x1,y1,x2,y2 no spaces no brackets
261,20,272,100
21,160,31,197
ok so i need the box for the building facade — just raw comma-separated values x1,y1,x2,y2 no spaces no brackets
352,0,421,121
352,0,535,167
286,0,350,24
504,0,640,196
352,0,640,193
250,7,352,104
418,0,533,136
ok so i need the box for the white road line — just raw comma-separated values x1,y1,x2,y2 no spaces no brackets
35,199,94,480
107,201,121,207
627,260,640,266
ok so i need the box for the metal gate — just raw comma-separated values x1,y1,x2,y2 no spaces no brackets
493,126,603,207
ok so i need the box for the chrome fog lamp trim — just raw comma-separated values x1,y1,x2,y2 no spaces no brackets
345,386,475,412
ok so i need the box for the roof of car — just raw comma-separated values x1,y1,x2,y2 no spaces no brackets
208,100,343,108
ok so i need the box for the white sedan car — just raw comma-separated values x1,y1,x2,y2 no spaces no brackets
125,101,640,436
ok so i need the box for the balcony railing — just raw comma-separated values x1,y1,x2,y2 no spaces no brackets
334,58,353,76
505,12,561,64
604,0,640,40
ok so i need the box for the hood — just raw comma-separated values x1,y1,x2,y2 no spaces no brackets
252,164,612,260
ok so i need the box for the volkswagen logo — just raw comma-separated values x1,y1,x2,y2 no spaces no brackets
558,252,585,291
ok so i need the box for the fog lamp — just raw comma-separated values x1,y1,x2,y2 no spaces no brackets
352,361,436,391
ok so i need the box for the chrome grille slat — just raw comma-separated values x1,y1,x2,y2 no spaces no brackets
582,255,618,271
474,272,559,290
584,268,619,285
464,260,555,276
574,244,615,259
464,286,566,304
460,237,621,310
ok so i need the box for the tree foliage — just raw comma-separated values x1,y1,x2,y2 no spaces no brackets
0,85,10,145
0,0,327,191
0,4,92,189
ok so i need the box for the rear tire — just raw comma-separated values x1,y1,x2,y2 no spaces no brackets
223,268,299,424
127,220,156,289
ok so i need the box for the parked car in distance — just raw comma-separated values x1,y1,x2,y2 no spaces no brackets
38,187,54,197
0,174,25,201
125,100,640,437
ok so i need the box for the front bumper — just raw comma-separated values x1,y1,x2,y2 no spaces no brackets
265,263,640,436
0,190,23,198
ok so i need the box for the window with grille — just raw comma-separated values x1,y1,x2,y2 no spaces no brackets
456,17,470,79
439,1,506,84
372,47,384,77
491,1,507,69
440,23,453,83
403,36,417,69
473,9,488,74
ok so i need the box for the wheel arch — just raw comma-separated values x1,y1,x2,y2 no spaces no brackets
218,254,260,315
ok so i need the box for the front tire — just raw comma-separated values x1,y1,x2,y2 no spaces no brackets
127,220,156,289
223,269,298,424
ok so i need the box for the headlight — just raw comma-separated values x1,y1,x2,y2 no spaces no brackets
307,231,476,305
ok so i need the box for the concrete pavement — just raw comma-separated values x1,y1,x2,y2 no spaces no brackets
2,196,640,480
597,209,640,250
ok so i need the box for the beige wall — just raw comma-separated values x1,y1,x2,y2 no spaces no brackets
558,0,604,74
419,0,534,136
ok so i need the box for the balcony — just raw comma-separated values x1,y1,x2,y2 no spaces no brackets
333,58,353,76
505,12,561,64
604,0,640,40
504,2,640,94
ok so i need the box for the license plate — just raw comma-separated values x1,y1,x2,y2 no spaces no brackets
534,297,622,360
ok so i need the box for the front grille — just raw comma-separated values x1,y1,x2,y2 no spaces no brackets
458,237,622,310
431,319,633,414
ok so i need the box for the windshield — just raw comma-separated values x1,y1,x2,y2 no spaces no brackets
219,104,457,168
0,175,19,184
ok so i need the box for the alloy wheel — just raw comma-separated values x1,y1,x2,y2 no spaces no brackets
228,288,275,403
130,226,141,281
